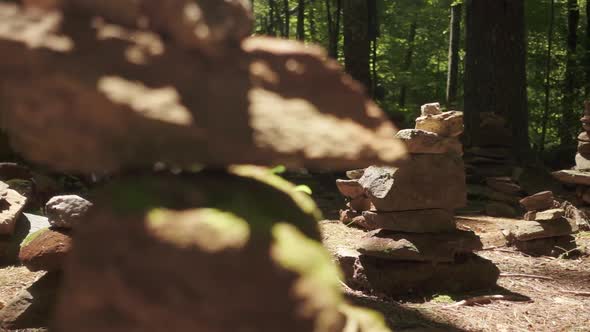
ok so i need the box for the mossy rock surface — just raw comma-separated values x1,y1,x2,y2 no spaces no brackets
54,167,386,332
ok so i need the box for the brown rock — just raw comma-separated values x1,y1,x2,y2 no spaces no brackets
395,129,463,155
0,187,28,236
0,4,406,173
575,153,590,171
507,218,578,241
415,111,464,137
339,209,361,225
578,132,590,142
348,196,372,212
579,141,590,158
19,228,72,272
337,253,499,296
534,209,565,222
336,180,364,199
361,210,456,233
357,229,483,263
485,202,518,218
0,272,61,330
485,177,522,194
552,170,590,186
359,155,466,211
420,102,442,116
581,115,590,124
519,191,554,211
513,236,578,257
0,163,32,181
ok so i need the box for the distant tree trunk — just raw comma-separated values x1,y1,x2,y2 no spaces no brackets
560,0,580,147
308,1,318,42
268,0,277,35
398,19,417,108
342,0,371,90
326,0,342,59
283,0,290,37
540,0,556,153
368,0,378,97
464,0,529,160
586,0,590,97
297,0,305,40
446,3,462,109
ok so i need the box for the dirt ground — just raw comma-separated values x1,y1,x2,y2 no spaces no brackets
322,218,590,332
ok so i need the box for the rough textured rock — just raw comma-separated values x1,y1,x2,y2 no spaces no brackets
485,177,522,194
338,252,499,296
361,210,456,233
485,202,518,218
346,169,365,180
552,170,590,186
395,129,462,155
0,186,28,236
0,4,406,173
348,197,372,212
420,102,441,116
0,272,61,330
524,209,565,222
562,201,590,231
357,230,483,263
506,219,578,241
415,111,464,137
359,155,466,211
513,236,578,257
575,153,590,171
519,191,554,211
19,228,72,272
53,168,365,332
336,180,365,199
45,195,92,229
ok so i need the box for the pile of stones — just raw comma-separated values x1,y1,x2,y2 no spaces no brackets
463,113,525,217
509,191,579,256
336,103,499,296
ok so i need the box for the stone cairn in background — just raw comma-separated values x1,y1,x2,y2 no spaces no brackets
0,1,408,331
336,103,499,296
463,113,525,218
510,191,579,257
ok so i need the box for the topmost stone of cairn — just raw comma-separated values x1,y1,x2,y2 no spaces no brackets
421,102,442,116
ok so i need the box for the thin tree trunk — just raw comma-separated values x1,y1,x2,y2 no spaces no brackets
586,0,590,97
297,0,305,40
368,0,378,97
283,0,290,37
343,0,371,91
446,3,462,108
399,19,417,108
464,0,529,160
540,0,555,152
309,1,318,42
560,0,580,147
326,0,342,59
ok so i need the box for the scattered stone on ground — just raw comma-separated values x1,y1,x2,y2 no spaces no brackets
519,191,554,211
19,228,72,272
0,183,28,236
45,195,92,229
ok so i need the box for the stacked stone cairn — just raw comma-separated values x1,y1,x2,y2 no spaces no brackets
510,191,579,256
0,1,410,331
553,101,590,228
336,103,499,296
463,112,525,217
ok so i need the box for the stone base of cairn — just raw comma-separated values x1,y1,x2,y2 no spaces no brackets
552,101,590,231
463,113,525,218
510,191,579,257
336,103,499,296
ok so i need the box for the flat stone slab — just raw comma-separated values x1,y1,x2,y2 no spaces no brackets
552,170,590,186
395,129,462,155
519,191,555,211
506,219,578,242
467,185,520,204
359,155,466,211
360,209,457,233
524,209,565,222
576,153,590,171
336,250,499,296
357,229,483,263
415,111,464,137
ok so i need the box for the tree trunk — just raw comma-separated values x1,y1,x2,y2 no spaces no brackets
446,3,462,108
540,0,555,152
398,19,417,108
464,0,529,160
297,0,305,40
326,0,342,59
283,0,290,37
308,1,318,42
586,0,590,97
342,0,370,90
268,0,277,36
560,0,580,147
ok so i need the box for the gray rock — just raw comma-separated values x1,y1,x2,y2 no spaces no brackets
45,195,93,229
519,191,554,212
507,218,578,241
0,186,28,236
346,169,365,180
361,210,456,233
420,102,442,116
527,208,565,222
395,129,462,155
415,111,464,137
359,155,466,211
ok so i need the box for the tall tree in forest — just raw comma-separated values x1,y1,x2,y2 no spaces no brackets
368,0,379,97
297,0,305,40
560,0,580,147
446,2,462,108
325,0,342,58
342,0,371,91
586,0,590,97
399,18,417,108
283,0,290,37
464,0,530,159
540,0,556,152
